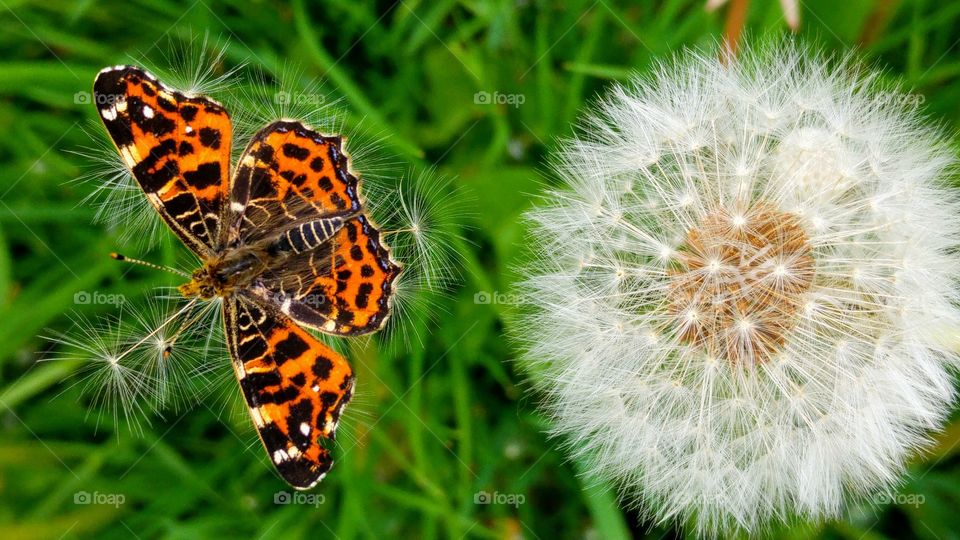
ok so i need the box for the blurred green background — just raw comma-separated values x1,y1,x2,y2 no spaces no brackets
1,0,959,538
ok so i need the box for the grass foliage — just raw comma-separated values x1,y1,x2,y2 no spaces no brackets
1,1,959,538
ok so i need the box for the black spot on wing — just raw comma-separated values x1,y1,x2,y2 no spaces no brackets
287,399,315,450
239,371,282,406
182,161,222,189
180,104,198,121
349,245,363,261
253,142,275,164
259,385,301,405
312,356,333,380
282,143,310,160
273,333,310,365
198,127,222,149
131,138,178,192
355,283,373,309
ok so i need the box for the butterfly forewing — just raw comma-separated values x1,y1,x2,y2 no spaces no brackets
93,66,232,253
230,120,362,244
224,295,354,489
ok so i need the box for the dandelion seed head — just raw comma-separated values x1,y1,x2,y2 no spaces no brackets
516,41,960,537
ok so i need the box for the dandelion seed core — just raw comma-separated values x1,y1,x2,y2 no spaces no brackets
667,202,814,365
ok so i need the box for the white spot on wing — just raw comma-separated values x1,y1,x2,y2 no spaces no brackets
185,125,193,134
300,422,311,436
142,105,154,118
273,449,288,464
231,202,245,212
101,107,117,121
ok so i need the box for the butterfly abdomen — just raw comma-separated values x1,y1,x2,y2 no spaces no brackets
267,217,346,256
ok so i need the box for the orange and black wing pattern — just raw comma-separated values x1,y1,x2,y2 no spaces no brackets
224,295,354,489
229,120,361,244
230,120,401,336
94,66,231,254
253,214,402,336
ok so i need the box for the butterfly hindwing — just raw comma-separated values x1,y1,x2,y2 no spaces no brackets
94,66,231,253
224,295,354,489
252,214,401,335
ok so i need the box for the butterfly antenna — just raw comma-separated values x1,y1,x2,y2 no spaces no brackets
111,253,191,278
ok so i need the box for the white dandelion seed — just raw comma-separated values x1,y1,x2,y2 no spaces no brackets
364,170,471,349
129,32,243,97
226,63,345,154
42,293,230,430
515,41,960,537
42,310,155,434
125,295,226,413
67,125,166,249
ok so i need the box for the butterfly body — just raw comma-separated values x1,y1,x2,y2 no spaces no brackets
93,65,401,489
